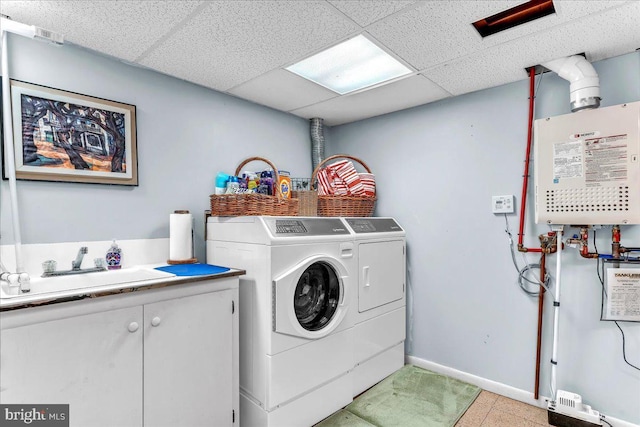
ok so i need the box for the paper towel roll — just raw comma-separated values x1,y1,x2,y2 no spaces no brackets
169,210,194,262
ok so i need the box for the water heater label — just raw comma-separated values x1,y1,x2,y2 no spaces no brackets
584,134,628,186
604,268,640,322
553,140,583,180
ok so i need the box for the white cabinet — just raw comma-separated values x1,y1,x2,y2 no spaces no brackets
0,277,239,427
1,306,144,426
144,290,235,426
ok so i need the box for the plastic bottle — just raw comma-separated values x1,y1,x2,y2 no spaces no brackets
225,176,240,194
106,240,122,270
215,173,230,195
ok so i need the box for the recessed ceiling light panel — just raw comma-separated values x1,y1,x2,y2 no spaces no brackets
286,35,412,95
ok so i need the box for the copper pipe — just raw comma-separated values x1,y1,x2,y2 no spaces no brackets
612,225,621,258
612,225,621,268
580,252,599,259
518,244,543,253
533,232,557,399
534,252,546,400
571,227,599,258
517,68,539,253
539,232,559,254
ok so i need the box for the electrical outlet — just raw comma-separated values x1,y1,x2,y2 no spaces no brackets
492,195,515,214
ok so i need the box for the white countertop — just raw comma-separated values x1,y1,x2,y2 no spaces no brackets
0,264,245,310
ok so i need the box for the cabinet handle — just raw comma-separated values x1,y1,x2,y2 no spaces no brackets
151,316,162,327
128,322,139,333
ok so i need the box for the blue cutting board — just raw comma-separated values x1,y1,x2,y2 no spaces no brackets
154,263,230,276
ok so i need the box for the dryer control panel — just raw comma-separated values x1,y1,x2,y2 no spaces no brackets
346,218,403,234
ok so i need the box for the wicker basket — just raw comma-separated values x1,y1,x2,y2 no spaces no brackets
209,156,299,216
291,189,318,216
311,154,376,217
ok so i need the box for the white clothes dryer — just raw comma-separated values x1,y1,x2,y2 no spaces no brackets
343,217,406,397
206,216,355,427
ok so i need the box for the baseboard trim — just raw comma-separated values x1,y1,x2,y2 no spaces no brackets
405,355,638,427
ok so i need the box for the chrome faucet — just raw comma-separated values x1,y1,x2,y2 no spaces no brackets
72,246,88,270
42,246,107,278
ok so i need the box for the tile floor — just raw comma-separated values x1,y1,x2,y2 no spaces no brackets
456,391,552,427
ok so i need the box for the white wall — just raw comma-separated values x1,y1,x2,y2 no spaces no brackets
1,34,312,262
330,51,640,424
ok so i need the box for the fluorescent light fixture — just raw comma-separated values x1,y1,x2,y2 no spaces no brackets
286,35,412,95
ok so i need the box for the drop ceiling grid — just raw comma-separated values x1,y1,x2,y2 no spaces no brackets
364,0,523,71
2,0,638,126
421,1,640,97
228,68,339,113
364,0,627,73
138,0,360,92
572,1,640,62
327,0,419,27
0,0,205,62
290,74,451,126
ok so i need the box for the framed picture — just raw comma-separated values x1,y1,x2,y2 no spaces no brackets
4,79,137,185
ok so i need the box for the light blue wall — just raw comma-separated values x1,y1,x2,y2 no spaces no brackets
330,51,640,423
3,28,639,425
1,34,312,260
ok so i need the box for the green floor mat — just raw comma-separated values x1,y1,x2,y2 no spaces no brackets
317,410,376,427
317,365,481,427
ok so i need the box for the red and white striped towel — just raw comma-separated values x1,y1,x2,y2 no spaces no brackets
317,160,376,197
331,160,365,196
359,172,376,197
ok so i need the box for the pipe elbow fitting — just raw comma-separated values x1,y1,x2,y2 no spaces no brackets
542,55,600,112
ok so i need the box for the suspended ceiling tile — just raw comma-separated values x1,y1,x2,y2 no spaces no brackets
472,0,630,48
366,1,628,71
0,1,204,62
139,1,360,92
422,1,640,97
567,2,640,62
366,1,522,70
328,0,418,26
228,69,338,112
291,75,451,126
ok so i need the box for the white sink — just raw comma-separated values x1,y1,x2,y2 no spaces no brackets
0,268,176,300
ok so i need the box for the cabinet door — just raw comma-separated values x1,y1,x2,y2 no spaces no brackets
0,306,143,427
143,290,234,427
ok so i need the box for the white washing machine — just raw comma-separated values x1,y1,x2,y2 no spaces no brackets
343,217,406,397
206,216,356,427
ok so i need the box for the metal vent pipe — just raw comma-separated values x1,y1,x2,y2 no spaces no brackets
310,118,325,172
542,55,600,112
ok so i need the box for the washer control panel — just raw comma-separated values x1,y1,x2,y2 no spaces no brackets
269,218,350,236
275,220,307,234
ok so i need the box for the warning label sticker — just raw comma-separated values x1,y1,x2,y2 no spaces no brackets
553,140,583,180
584,134,628,187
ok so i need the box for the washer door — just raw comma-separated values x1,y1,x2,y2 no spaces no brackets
273,255,349,339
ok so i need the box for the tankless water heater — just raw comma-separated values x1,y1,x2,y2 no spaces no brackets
535,101,640,225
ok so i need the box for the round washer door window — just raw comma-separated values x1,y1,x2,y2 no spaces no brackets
294,261,340,331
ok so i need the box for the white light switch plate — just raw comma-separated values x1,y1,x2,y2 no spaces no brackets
492,195,515,214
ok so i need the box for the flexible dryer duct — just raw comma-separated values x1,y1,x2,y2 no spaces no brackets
310,118,325,173
542,55,600,112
